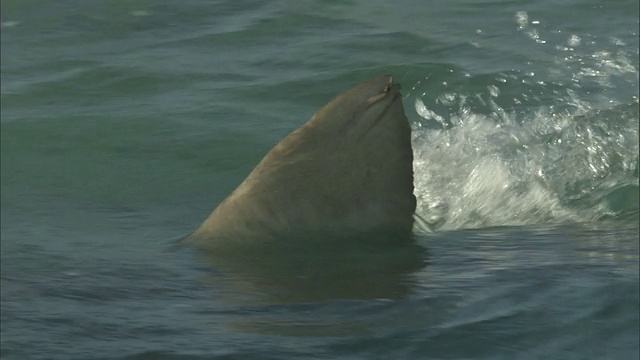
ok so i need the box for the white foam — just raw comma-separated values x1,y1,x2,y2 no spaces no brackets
410,23,638,230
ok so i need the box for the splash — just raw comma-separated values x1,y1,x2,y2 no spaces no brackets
411,13,639,230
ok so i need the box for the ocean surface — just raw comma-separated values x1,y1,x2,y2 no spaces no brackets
1,1,639,359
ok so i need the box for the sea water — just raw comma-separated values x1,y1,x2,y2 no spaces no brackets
1,1,638,359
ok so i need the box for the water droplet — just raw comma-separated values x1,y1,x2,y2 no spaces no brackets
567,34,581,47
515,11,528,29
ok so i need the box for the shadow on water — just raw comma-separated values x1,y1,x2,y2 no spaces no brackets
190,232,428,305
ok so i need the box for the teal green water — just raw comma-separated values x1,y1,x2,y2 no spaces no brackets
1,1,638,359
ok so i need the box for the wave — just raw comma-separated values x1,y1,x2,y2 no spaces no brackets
409,15,638,230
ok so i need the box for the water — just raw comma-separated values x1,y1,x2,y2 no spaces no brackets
1,0,638,359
